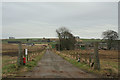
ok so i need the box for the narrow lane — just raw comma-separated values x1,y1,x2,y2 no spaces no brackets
25,50,97,78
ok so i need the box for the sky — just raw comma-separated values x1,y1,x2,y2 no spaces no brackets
0,2,1,39
2,2,118,39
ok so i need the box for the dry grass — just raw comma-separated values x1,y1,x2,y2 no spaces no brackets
2,43,45,78
2,43,43,53
61,49,118,60
59,49,118,78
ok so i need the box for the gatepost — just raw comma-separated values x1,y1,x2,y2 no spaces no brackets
18,43,23,66
94,42,100,70
8,41,23,67
25,49,28,63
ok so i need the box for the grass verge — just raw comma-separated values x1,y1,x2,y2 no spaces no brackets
2,50,46,78
24,50,45,71
55,51,118,78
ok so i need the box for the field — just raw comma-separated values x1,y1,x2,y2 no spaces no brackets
2,38,58,44
2,43,45,78
2,38,119,78
55,49,118,78
80,38,101,42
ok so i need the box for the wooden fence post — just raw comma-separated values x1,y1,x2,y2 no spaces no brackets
118,40,120,77
17,43,23,66
89,54,92,67
94,42,100,70
89,53,94,67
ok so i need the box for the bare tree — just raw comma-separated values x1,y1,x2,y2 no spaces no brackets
56,27,76,50
102,30,118,50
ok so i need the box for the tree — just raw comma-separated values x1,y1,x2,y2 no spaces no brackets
26,39,29,42
102,30,118,50
56,27,76,50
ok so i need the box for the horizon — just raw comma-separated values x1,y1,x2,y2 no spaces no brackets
1,37,102,39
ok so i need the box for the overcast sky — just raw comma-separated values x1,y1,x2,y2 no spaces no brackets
2,2,118,39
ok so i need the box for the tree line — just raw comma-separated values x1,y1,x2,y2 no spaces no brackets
56,27,119,51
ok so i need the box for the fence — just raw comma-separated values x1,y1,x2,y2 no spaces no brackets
2,43,45,66
60,42,101,70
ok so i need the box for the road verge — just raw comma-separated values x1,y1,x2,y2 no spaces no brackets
2,50,46,78
54,50,112,78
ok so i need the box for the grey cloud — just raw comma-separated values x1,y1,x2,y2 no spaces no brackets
2,2,118,39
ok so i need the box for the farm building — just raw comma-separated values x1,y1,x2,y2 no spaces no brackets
9,37,15,39
26,43,35,46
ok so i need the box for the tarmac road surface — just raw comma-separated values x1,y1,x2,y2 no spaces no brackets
23,50,97,78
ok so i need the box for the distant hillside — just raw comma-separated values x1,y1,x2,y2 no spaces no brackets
80,38,102,42
2,38,59,44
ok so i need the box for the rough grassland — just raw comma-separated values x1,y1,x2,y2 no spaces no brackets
54,49,118,78
2,43,45,78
